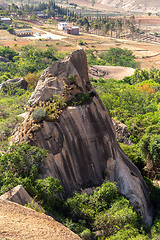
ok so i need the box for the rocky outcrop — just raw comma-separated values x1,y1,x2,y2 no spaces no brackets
0,56,10,63
112,118,133,145
0,77,28,92
88,65,135,80
0,185,34,206
11,49,153,226
88,66,107,79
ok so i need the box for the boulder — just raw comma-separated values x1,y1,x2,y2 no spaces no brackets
0,185,33,206
11,49,153,226
0,77,28,92
112,118,133,145
0,56,10,63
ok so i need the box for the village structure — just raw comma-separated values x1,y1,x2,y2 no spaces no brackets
0,17,12,25
58,22,79,35
15,30,33,36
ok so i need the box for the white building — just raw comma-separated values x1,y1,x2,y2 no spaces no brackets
58,22,67,31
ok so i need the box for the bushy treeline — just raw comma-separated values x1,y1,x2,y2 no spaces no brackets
1,0,76,19
69,15,141,40
0,45,64,83
86,47,140,68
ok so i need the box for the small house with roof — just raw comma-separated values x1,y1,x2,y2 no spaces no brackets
67,26,79,35
0,17,12,25
15,30,33,36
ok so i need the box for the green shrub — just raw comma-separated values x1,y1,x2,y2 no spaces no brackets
0,143,47,181
89,181,118,211
80,228,92,240
31,107,46,123
78,40,84,45
25,199,45,213
71,93,92,106
94,198,138,237
106,224,148,240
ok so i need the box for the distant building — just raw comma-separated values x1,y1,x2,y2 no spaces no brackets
67,26,79,35
0,17,12,25
52,17,64,21
15,30,33,36
58,22,67,30
36,13,48,19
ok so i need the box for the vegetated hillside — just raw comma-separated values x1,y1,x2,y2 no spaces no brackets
0,44,160,239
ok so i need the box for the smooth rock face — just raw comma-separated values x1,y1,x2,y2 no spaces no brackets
12,49,153,226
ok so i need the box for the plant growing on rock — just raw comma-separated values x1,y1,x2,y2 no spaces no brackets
31,107,46,123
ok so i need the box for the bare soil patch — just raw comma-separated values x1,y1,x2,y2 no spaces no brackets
0,199,81,240
89,65,135,80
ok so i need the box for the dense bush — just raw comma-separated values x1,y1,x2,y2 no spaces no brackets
0,143,63,211
63,182,148,239
0,45,58,81
99,47,140,68
0,143,47,181
91,69,160,179
0,90,31,142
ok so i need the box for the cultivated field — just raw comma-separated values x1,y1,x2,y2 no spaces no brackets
1,16,160,71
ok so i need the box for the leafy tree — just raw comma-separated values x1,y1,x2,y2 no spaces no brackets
0,143,63,212
7,27,15,34
0,143,47,180
92,0,95,6
0,46,18,61
99,47,139,68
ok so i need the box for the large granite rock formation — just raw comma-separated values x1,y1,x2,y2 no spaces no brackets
11,49,153,226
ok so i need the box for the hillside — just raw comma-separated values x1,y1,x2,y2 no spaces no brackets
70,0,160,13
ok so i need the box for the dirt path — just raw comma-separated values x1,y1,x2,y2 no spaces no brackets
0,199,81,240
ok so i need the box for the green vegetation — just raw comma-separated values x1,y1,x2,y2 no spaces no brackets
85,47,139,68
91,67,160,180
0,143,64,211
12,20,32,29
29,96,67,123
25,199,45,213
0,89,31,143
78,39,84,45
0,19,9,29
0,45,58,83
99,47,139,68
0,40,160,239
